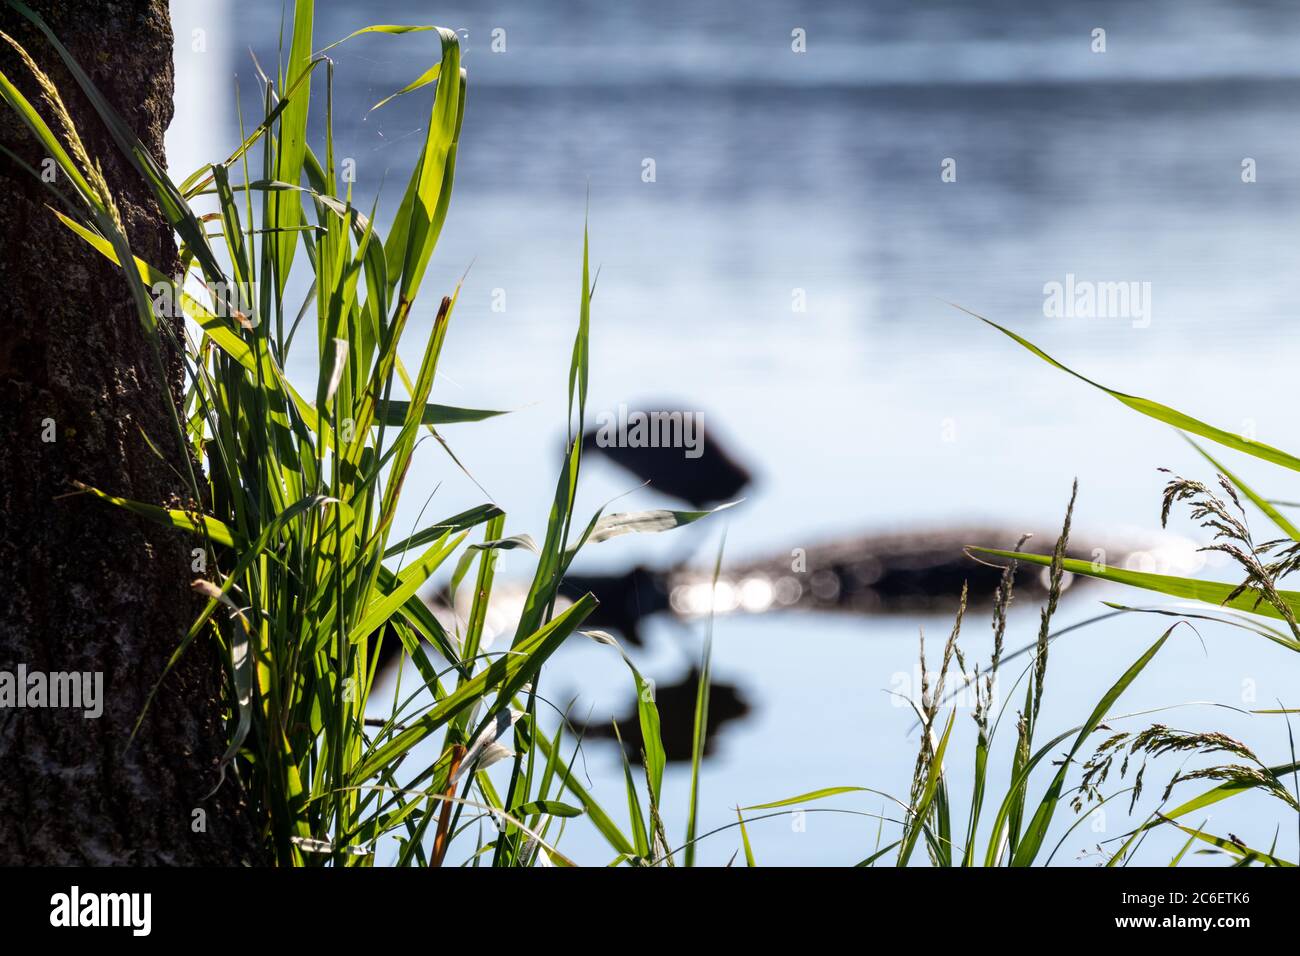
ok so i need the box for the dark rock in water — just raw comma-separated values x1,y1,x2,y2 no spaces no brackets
576,669,751,762
714,528,1069,617
582,407,752,508
371,528,1097,679
553,528,1088,651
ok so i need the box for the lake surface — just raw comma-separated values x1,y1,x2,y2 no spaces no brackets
169,0,1300,865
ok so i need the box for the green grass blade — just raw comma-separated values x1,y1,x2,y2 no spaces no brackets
374,400,506,426
510,228,591,645
370,61,441,113
1010,628,1172,866
684,537,726,867
611,722,650,859
382,28,462,307
897,709,956,866
269,0,314,300
1184,436,1300,541
582,501,740,546
1169,822,1205,866
347,531,464,644
971,546,1300,634
585,631,665,804
351,594,597,783
1160,818,1295,866
383,504,503,558
737,809,756,867
512,719,635,859
72,482,238,547
7,0,226,281
318,23,434,54
743,786,874,811
0,62,96,203
966,308,1300,472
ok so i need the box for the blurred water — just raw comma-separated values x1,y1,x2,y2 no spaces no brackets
170,0,1300,865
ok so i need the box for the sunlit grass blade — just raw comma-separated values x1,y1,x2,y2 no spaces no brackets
964,307,1300,472
584,630,665,804
71,482,238,547
742,787,877,811
370,61,441,112
352,594,597,783
375,400,506,426
383,504,504,559
897,710,956,866
529,723,636,859
0,62,96,203
382,28,462,306
1109,756,1300,866
611,722,651,859
582,501,740,546
1010,627,1173,866
684,536,726,867
268,0,314,301
971,547,1300,636
318,23,434,54
1159,818,1295,866
8,0,226,281
737,809,756,866
510,228,592,645
347,531,464,644
1183,435,1300,541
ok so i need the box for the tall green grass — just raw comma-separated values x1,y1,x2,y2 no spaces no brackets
0,1,730,866
9,0,1295,868
735,316,1300,865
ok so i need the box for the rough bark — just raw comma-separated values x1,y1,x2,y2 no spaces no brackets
0,0,262,864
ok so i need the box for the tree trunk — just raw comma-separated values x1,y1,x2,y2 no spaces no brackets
0,0,262,864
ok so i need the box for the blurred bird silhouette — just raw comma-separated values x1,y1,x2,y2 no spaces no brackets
369,405,1176,765
581,405,751,508
573,669,751,762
